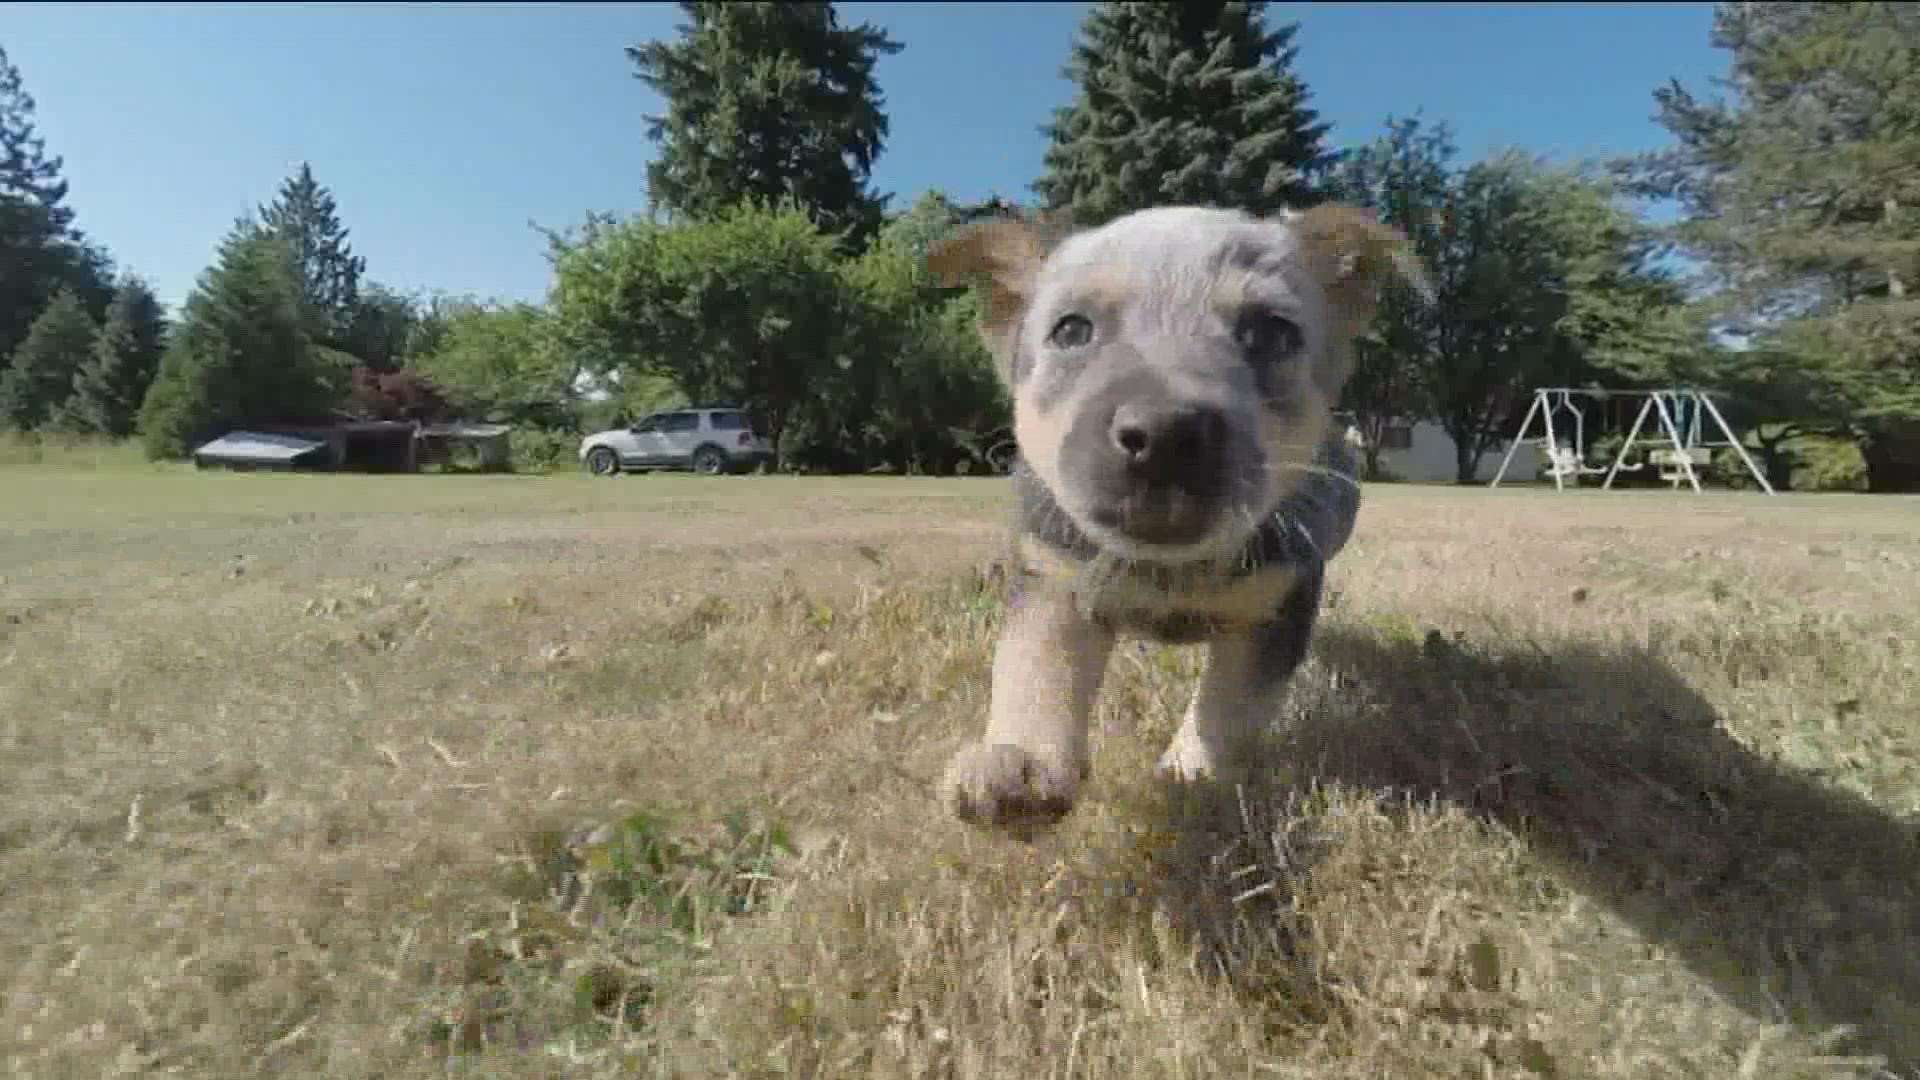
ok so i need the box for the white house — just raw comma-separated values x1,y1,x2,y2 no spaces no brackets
1341,416,1539,484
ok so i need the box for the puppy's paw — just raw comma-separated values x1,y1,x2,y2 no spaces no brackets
943,741,1080,828
1154,732,1228,784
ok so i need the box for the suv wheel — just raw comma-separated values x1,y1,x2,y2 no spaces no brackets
691,445,728,476
585,447,620,477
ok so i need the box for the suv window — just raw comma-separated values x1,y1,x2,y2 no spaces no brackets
711,411,770,436
656,412,700,434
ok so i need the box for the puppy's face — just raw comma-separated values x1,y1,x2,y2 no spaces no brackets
931,204,1424,565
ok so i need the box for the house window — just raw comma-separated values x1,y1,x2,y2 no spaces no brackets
1380,424,1414,451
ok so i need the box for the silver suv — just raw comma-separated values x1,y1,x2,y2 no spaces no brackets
579,405,774,476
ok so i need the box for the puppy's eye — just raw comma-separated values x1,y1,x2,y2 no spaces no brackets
1048,313,1094,350
1235,311,1303,361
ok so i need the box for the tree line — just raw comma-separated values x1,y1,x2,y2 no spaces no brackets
3,2,1915,488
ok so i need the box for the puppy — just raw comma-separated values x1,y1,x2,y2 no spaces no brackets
927,203,1427,829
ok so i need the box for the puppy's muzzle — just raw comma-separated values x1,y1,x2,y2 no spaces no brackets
1066,376,1233,549
1111,401,1228,490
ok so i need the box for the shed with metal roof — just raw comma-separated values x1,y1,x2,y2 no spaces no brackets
191,431,332,471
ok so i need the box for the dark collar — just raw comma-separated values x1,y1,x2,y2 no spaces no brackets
1011,431,1360,582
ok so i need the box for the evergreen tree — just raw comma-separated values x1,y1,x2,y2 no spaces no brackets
337,283,420,373
627,1,903,246
956,194,1023,222
54,276,167,436
0,287,97,431
1632,1,1920,490
258,161,367,344
1033,1,1331,225
0,45,72,235
0,46,114,361
138,225,346,459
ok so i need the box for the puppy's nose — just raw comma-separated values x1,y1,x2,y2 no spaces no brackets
1110,402,1227,484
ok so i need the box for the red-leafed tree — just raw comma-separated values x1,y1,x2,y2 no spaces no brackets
347,365,454,423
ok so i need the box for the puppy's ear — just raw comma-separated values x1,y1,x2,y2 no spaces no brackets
927,218,1055,372
1290,204,1432,330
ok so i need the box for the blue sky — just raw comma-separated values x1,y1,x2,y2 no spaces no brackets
9,2,1730,313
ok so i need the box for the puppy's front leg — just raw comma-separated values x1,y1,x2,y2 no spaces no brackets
945,590,1114,828
1157,567,1325,782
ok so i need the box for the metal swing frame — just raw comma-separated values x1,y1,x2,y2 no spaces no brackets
1488,386,1776,495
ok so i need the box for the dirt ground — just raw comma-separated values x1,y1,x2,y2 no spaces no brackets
3,461,1917,1078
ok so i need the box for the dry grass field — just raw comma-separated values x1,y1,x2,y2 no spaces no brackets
3,448,1919,1078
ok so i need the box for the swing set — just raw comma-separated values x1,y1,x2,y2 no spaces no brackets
1487,386,1776,494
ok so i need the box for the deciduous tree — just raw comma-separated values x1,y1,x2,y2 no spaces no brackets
1327,115,1453,478
412,300,585,430
347,365,452,423
1332,128,1694,482
549,202,846,454
1421,155,1576,482
820,197,1006,472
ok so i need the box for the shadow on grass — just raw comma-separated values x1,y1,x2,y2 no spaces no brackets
1155,623,1920,1074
